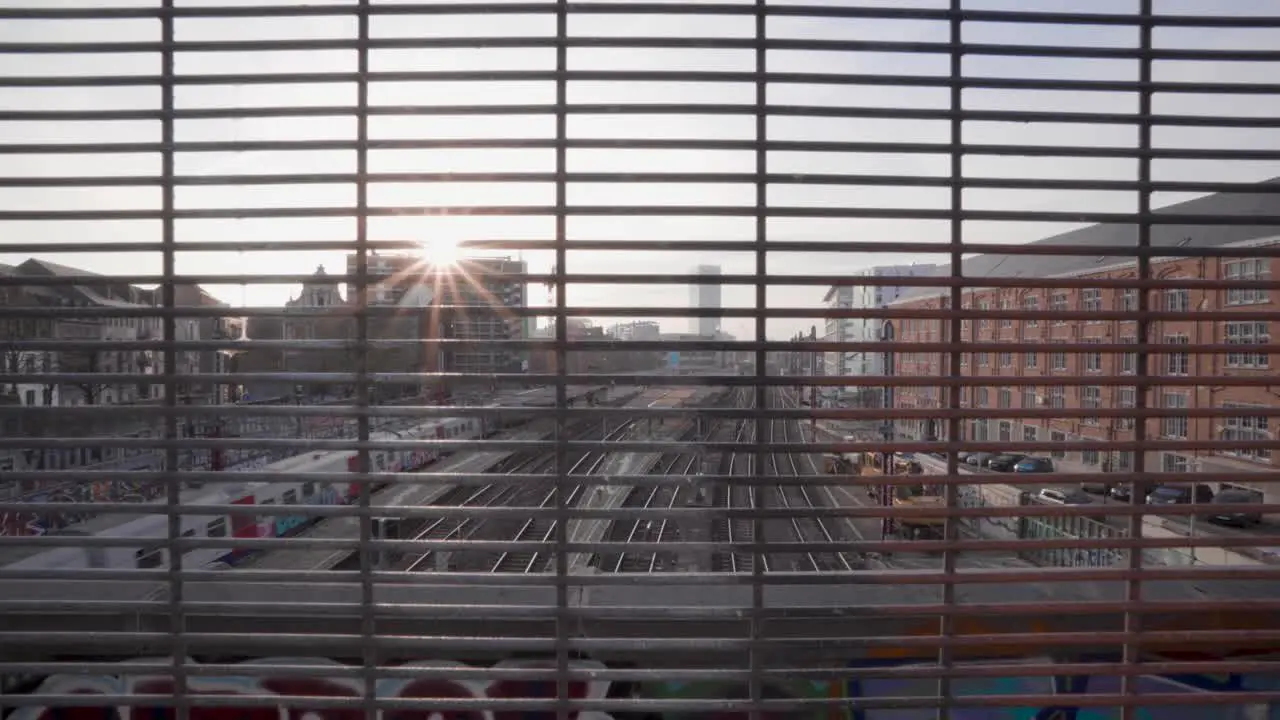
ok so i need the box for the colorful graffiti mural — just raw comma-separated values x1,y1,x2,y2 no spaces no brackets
3,656,1276,720
5,658,616,720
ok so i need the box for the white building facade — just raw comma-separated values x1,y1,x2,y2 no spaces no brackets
823,263,938,405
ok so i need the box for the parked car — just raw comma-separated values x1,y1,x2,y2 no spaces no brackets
1080,478,1113,494
1013,457,1054,473
966,452,996,468
1205,489,1264,527
1110,484,1134,502
986,454,1027,472
1037,488,1093,506
1146,484,1215,506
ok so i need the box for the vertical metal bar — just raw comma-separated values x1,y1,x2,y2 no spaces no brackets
937,3,963,717
554,0,570,715
750,0,767,716
1121,4,1153,718
354,2,375,717
159,2,184,717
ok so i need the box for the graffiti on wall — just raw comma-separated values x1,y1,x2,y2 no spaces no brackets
844,656,1277,719
4,656,1277,720
5,658,616,720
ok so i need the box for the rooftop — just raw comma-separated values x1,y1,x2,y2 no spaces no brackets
895,178,1280,303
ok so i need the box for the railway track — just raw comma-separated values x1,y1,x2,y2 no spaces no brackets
712,388,758,574
402,458,547,572
767,391,855,573
486,454,601,573
404,420,635,572
609,453,697,573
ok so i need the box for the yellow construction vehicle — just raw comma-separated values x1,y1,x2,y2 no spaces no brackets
856,453,943,540
891,482,946,540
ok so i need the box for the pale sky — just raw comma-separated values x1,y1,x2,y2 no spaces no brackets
2,0,1278,339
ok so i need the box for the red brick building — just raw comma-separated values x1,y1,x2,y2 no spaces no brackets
887,184,1278,501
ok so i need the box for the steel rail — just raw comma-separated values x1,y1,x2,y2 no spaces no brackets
728,389,763,574
613,454,697,573
486,420,637,573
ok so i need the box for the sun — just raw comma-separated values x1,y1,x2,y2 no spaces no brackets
421,235,462,267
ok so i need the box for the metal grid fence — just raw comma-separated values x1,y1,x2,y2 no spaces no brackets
1,1,1279,718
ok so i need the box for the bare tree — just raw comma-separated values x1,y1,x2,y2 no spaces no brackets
58,348,111,406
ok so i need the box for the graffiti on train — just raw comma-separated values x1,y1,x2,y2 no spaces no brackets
5,656,1276,720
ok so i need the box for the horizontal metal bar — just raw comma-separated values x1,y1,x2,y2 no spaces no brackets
2,562,1275,588
1,404,1270,422
6,137,1280,164
9,69,1280,101
2,102,1276,130
0,658,1274,685
8,202,1280,224
6,172,1280,198
0,524,1267,557
4,371,1280,389
1,338,1276,358
1,470,1265,495
6,305,1280,324
9,272,1280,293
2,2,1279,28
3,435,1278,455
7,36,1280,64
7,238,1280,260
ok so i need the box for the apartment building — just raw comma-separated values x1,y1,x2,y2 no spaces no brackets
888,183,1280,501
823,264,936,407
608,320,661,342
0,259,233,492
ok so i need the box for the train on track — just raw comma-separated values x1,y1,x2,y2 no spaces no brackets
5,416,487,573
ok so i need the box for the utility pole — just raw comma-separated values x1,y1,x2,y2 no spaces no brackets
880,321,896,542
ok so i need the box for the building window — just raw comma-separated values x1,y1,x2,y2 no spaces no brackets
1115,451,1134,472
1120,288,1138,313
1050,292,1068,324
1221,405,1270,462
1081,386,1101,425
1162,453,1190,474
1050,431,1067,459
998,388,1011,409
1119,336,1136,374
998,421,1012,442
979,300,990,329
1023,425,1038,442
1084,339,1102,372
1225,321,1268,368
978,352,989,367
1082,449,1100,466
1025,351,1038,369
999,351,1012,368
1023,295,1039,326
1082,288,1102,315
1051,345,1067,371
1164,334,1190,375
1048,386,1065,410
999,299,1012,328
1117,387,1136,430
976,387,989,407
1164,288,1190,313
1161,393,1188,439
1023,386,1037,408
1223,258,1269,306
